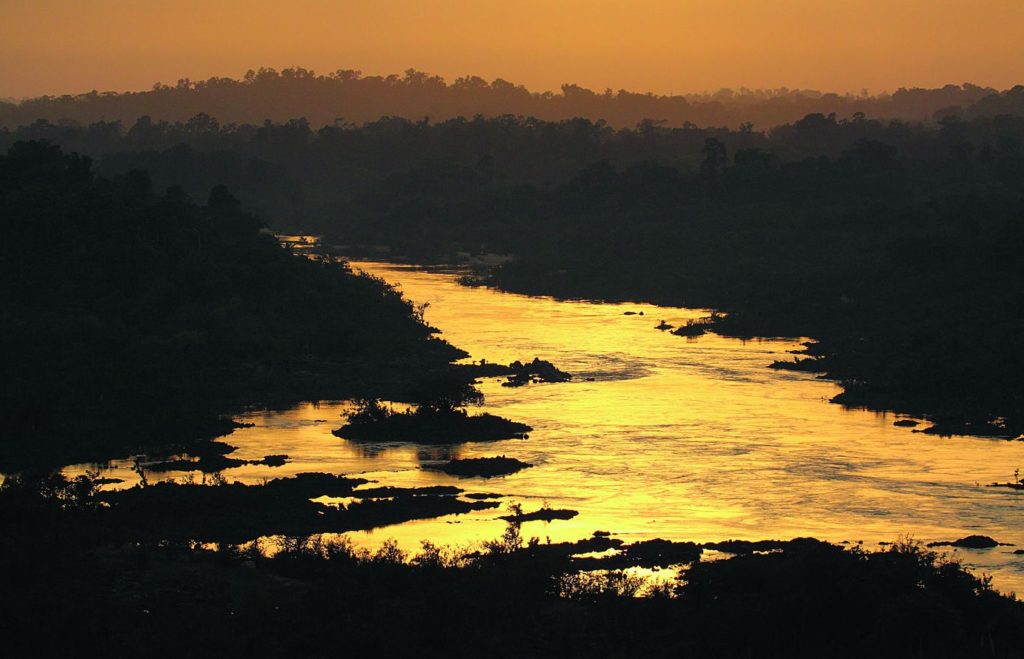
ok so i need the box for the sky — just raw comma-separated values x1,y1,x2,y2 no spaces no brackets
2,0,1023,99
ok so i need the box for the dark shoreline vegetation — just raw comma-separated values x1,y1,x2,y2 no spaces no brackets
3,471,1024,657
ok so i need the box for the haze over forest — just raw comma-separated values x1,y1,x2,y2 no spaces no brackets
3,67,1023,130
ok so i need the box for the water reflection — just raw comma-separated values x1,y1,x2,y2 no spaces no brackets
65,260,1024,594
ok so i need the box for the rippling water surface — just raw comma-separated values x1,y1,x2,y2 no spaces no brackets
72,260,1024,593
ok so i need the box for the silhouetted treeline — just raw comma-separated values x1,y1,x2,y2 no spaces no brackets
0,141,468,469
0,112,775,226
5,108,1024,231
2,66,1022,130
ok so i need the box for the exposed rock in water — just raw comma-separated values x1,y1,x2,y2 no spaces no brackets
917,418,1021,439
703,538,822,554
433,456,534,477
464,357,571,387
769,357,826,372
501,358,572,387
893,419,920,427
926,535,1005,549
988,479,1024,490
672,319,711,338
351,485,463,498
499,506,578,523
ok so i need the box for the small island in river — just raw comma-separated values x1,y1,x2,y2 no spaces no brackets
333,399,532,443
432,456,534,477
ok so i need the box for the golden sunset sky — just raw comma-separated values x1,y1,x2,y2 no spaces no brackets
3,0,1023,98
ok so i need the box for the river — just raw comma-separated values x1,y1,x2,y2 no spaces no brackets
68,259,1024,593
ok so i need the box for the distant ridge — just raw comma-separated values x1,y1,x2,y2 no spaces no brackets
2,67,1022,129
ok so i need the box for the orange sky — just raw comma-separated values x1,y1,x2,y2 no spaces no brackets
2,0,1023,99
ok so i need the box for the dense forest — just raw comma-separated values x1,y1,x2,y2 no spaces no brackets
0,141,473,469
5,103,1024,438
2,67,1023,130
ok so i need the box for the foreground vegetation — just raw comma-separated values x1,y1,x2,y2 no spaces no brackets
3,471,1023,657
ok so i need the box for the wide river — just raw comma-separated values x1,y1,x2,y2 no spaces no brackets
71,260,1024,593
